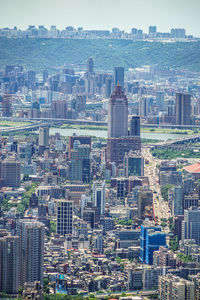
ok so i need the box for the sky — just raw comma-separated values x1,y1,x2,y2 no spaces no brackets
0,0,200,36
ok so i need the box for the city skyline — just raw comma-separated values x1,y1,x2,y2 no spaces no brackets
1,0,200,36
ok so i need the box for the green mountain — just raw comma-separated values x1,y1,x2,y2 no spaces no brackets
0,37,200,72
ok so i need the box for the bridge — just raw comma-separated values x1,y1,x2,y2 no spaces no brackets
154,134,200,148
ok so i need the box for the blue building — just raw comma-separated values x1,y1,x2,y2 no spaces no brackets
140,224,166,265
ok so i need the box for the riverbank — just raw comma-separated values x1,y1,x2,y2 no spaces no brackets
54,124,198,135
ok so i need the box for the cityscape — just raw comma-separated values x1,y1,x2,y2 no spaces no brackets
1,1,200,300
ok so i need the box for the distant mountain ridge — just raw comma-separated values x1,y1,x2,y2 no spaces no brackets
0,37,200,72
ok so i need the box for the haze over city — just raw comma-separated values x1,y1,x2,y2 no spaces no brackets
0,0,200,36
1,0,200,300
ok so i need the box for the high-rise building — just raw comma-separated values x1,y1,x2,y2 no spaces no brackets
156,91,165,110
39,127,49,147
2,95,12,117
138,187,153,219
172,186,183,216
159,274,195,300
105,77,112,98
0,235,19,294
149,26,157,37
107,136,141,165
17,219,44,285
140,223,166,265
124,151,144,177
108,85,128,138
51,100,68,119
130,115,140,136
0,158,21,187
56,199,73,235
93,181,106,215
182,207,200,245
69,144,90,183
114,67,124,89
183,193,199,210
87,58,94,75
68,135,91,158
175,92,191,125
171,28,186,38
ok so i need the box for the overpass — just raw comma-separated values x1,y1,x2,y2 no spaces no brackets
1,116,200,129
154,134,200,148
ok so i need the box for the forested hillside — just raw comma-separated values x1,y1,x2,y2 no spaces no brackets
0,37,200,72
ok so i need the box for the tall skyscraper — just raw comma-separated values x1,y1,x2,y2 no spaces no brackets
172,186,183,216
0,235,19,294
114,67,124,89
2,95,12,117
69,144,90,183
39,127,49,147
17,219,44,285
130,115,140,136
87,58,94,75
56,199,73,235
156,91,165,110
0,158,21,188
93,181,106,215
105,77,112,98
175,92,191,125
108,85,128,138
182,207,200,245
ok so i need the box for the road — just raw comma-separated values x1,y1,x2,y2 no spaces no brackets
142,147,171,228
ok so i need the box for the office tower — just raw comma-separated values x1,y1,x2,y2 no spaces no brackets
114,67,124,89
149,26,157,37
93,181,106,215
87,58,94,75
2,95,12,117
175,92,191,125
172,186,183,216
17,219,44,285
107,136,141,165
51,100,68,119
43,69,48,83
108,84,128,138
0,158,21,187
69,144,90,183
139,97,148,117
138,187,153,219
68,135,91,158
27,70,36,86
124,151,144,177
183,193,199,210
105,77,112,98
182,207,200,245
0,235,19,294
130,115,140,136
56,199,73,235
39,127,49,147
156,91,165,110
159,274,195,300
140,224,166,265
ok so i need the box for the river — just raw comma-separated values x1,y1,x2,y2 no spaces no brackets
49,128,189,141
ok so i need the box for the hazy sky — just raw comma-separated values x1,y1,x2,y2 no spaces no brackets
1,0,200,36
